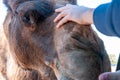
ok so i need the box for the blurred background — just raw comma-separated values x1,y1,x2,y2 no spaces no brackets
0,0,119,72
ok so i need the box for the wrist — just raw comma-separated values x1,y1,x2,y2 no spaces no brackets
89,8,94,24
85,8,94,24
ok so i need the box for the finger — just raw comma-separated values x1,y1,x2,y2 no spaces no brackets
54,11,67,23
55,6,68,12
55,4,73,12
56,16,69,29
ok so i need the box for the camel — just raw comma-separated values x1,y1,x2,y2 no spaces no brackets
3,0,111,80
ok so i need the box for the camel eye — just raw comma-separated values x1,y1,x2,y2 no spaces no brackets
22,15,30,24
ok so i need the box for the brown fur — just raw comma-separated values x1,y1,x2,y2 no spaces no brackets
0,26,7,80
0,26,42,80
1,11,42,80
3,0,111,80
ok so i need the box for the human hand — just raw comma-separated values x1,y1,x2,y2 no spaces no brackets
99,70,120,80
54,4,94,29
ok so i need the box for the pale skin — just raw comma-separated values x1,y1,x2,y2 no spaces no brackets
54,4,94,28
54,4,120,80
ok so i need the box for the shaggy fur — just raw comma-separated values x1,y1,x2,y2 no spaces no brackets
3,0,111,80
0,26,41,80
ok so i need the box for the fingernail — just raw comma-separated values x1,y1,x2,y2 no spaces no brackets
54,19,57,23
53,20,56,22
56,25,59,29
55,9,58,12
56,24,61,29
